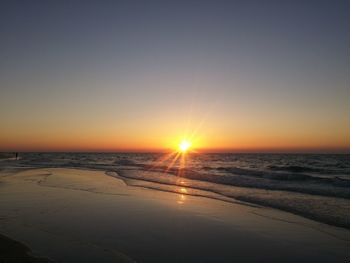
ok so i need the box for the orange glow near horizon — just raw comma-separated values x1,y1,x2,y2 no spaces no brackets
143,134,198,181
1,114,350,153
1,131,350,153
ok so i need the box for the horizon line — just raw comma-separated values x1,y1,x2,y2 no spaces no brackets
2,148,350,154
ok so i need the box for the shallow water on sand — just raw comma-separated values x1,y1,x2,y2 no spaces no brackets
0,168,350,263
1,152,350,228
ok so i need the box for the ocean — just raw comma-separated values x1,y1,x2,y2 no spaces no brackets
1,152,350,228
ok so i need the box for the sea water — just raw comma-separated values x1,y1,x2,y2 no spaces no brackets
1,152,350,228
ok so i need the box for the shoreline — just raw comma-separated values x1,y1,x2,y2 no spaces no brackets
2,161,350,230
1,159,349,230
112,168,350,230
1,167,350,262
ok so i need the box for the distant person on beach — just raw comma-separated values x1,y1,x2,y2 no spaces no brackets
15,152,18,160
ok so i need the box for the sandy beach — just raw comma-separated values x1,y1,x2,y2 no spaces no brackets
0,167,350,262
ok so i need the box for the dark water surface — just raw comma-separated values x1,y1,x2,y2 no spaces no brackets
1,152,350,228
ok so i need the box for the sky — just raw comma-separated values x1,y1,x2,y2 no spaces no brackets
1,0,350,152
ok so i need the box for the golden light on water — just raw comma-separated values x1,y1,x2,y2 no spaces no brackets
146,136,197,181
145,136,195,205
179,187,188,194
177,194,186,205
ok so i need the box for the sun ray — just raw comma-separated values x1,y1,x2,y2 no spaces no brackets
165,151,181,173
148,151,178,171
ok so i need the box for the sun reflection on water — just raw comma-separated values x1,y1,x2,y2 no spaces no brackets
179,187,188,194
177,194,186,205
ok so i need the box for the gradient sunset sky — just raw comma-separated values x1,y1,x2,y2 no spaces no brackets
1,0,350,152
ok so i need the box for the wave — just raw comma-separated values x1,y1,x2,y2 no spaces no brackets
2,152,350,229
267,165,324,173
141,166,350,199
267,165,350,175
10,153,350,198
108,169,350,230
214,167,312,180
203,166,350,187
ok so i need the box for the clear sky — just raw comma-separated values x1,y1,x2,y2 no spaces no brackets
1,0,350,152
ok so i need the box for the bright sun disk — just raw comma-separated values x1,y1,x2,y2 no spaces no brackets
179,140,191,153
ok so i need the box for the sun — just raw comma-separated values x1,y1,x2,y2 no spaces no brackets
179,140,191,153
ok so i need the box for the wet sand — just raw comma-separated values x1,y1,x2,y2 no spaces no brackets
0,233,54,263
0,168,350,262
